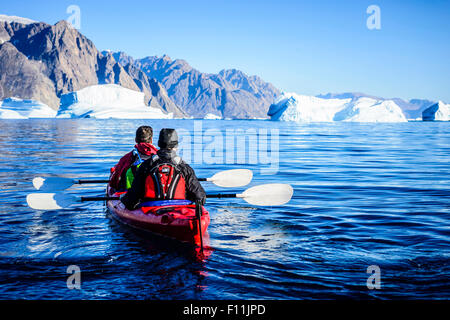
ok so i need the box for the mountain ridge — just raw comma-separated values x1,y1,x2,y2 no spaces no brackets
108,51,281,119
0,14,281,119
0,14,444,121
0,18,173,114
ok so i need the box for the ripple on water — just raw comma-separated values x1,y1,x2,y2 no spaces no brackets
0,119,449,299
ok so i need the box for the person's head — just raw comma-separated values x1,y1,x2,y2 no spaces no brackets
158,128,178,150
135,126,153,144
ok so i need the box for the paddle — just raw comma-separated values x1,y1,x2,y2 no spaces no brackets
26,183,293,210
26,193,118,210
207,183,294,206
32,177,110,192
198,169,253,188
195,200,204,252
32,169,253,192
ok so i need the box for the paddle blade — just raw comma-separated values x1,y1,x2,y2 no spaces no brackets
239,183,293,206
26,193,78,210
32,177,76,192
209,169,253,188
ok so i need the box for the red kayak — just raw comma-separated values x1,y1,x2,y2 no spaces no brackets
106,185,210,246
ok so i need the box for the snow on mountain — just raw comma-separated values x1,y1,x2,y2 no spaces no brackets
56,84,173,119
422,101,450,121
0,97,56,119
268,92,407,122
0,14,36,25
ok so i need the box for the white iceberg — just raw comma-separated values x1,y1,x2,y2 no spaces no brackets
422,101,449,121
0,97,57,119
204,113,222,120
268,92,407,122
268,94,351,122
56,84,173,119
333,97,407,122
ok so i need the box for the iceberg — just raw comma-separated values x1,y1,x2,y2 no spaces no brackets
0,97,57,119
268,94,351,122
268,92,407,122
333,98,407,122
422,101,449,121
56,84,172,119
204,113,222,120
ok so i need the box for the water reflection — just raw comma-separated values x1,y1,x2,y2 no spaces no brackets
0,119,449,299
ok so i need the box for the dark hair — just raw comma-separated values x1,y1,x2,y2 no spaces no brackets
135,126,153,143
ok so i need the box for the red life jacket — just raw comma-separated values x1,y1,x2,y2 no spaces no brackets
144,155,186,200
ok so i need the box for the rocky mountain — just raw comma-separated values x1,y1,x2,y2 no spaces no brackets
109,52,281,119
1,14,280,119
119,58,187,117
147,78,188,117
109,50,135,67
0,18,173,114
0,41,58,108
5,15,438,121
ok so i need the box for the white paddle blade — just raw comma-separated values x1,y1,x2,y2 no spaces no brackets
32,177,76,191
26,193,77,210
209,169,253,188
239,183,293,206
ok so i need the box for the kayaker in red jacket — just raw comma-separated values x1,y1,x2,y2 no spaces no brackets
121,128,206,210
110,126,158,191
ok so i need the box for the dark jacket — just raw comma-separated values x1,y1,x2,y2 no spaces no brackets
121,149,206,210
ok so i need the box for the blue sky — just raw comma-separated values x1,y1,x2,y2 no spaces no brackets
2,0,450,101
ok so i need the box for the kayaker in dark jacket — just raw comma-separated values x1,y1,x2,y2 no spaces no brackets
110,126,158,191
121,128,206,210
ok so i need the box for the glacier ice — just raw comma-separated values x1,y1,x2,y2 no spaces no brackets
56,84,173,119
203,113,222,120
268,92,407,122
0,98,57,119
422,101,450,121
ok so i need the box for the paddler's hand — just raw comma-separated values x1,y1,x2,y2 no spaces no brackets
119,192,139,210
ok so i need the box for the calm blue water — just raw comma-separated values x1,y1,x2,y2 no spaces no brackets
0,119,449,299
